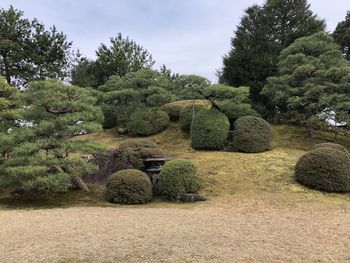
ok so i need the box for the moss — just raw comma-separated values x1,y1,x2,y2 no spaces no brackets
158,159,200,200
232,116,272,153
116,139,164,171
106,169,153,204
295,147,350,192
190,109,230,150
127,109,170,136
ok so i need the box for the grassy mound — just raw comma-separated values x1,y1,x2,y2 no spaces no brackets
232,116,272,153
295,147,350,192
106,169,153,204
190,109,230,150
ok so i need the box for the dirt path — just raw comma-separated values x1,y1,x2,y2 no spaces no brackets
1,198,350,263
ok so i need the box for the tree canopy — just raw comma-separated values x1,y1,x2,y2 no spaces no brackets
262,32,350,136
220,0,325,103
333,11,350,60
0,6,72,86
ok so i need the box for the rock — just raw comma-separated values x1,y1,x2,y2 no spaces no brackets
118,127,128,135
179,194,207,203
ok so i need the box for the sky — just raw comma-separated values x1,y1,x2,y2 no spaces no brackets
1,0,350,82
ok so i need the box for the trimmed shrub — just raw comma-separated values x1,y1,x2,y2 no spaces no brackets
312,143,349,156
179,104,207,132
232,116,272,153
295,147,350,192
116,139,164,171
220,102,260,124
127,109,170,136
190,109,230,150
158,159,200,200
160,104,183,121
142,87,173,107
106,169,153,204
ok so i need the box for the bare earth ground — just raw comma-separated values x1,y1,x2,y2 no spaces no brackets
1,123,350,262
1,197,350,263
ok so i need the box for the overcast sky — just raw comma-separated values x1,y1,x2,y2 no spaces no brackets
2,1,350,82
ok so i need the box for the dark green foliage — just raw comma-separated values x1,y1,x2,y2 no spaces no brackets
106,169,153,204
1,79,105,192
100,89,142,128
71,56,101,88
262,32,350,135
127,109,169,136
220,0,325,103
141,87,173,107
312,143,349,156
220,102,260,125
96,34,155,84
295,147,350,192
333,11,350,60
232,116,272,153
0,6,72,86
170,75,210,99
158,159,200,200
190,109,230,150
116,139,164,171
179,104,207,132
160,103,184,121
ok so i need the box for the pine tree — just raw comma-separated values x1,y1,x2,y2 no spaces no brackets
262,32,350,136
220,0,325,103
1,80,105,192
333,11,350,60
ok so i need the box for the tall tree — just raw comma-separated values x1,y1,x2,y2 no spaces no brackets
261,32,350,136
1,80,105,192
0,6,72,86
220,0,325,103
95,33,155,85
333,11,350,60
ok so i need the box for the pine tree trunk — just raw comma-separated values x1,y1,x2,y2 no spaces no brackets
305,118,314,137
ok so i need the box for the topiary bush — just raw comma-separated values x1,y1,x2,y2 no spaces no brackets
231,116,272,153
295,147,350,192
179,104,207,132
312,143,349,156
190,109,230,150
127,109,170,136
158,159,200,200
160,103,184,121
220,102,260,125
116,139,164,171
106,169,153,204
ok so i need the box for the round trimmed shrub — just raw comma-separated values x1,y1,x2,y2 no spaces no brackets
231,116,272,153
190,109,230,150
312,143,349,156
295,147,350,192
158,159,200,200
220,102,260,124
106,169,153,204
116,139,164,171
179,104,207,132
160,104,183,121
127,109,170,135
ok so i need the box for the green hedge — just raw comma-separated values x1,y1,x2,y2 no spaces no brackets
179,104,207,132
106,169,153,204
190,109,230,150
127,109,170,135
312,143,349,156
295,147,350,192
116,139,164,171
160,104,184,121
158,159,200,200
220,102,260,124
231,116,272,153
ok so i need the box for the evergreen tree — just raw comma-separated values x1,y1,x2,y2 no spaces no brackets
333,11,350,60
0,6,72,87
220,0,325,103
1,80,105,192
262,32,350,136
